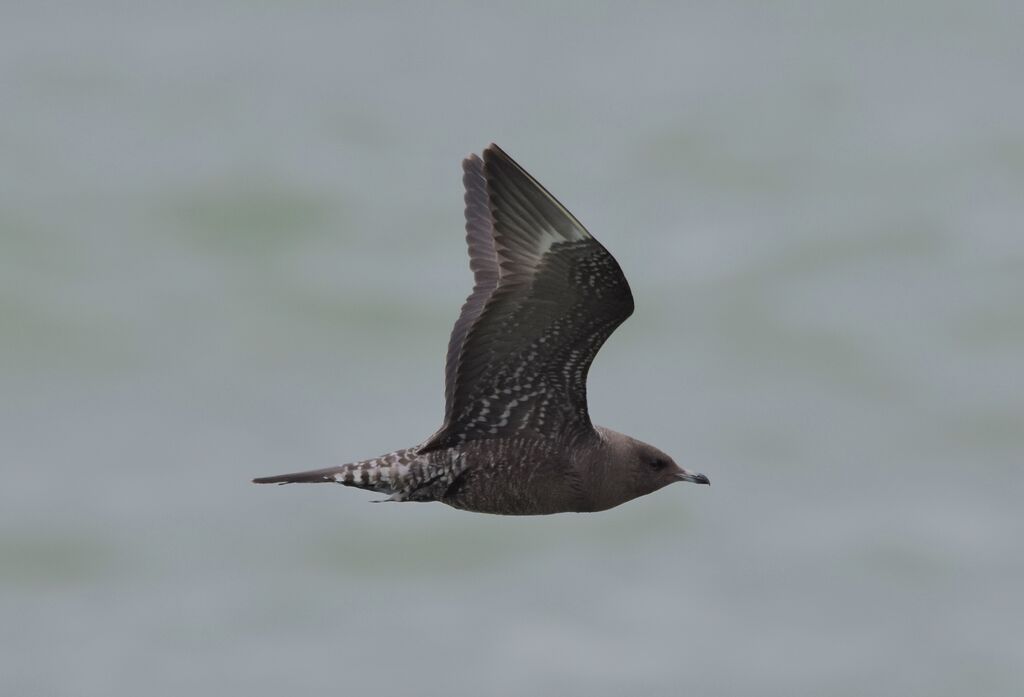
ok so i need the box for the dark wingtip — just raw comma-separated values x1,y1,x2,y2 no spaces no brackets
483,142,508,161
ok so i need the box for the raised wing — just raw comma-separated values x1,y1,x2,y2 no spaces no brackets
423,144,634,451
440,153,500,418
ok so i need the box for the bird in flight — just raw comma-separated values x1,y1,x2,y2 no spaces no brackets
253,144,709,514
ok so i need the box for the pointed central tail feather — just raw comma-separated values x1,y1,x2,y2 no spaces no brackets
252,464,352,485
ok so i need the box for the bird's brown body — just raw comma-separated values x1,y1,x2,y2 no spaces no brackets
440,437,587,515
439,429,695,514
254,144,709,514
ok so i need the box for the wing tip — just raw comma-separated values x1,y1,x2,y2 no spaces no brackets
482,142,509,164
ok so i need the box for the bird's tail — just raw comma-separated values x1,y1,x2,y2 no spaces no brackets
252,447,422,495
252,464,352,485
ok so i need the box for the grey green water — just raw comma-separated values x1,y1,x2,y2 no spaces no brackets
2,3,1023,695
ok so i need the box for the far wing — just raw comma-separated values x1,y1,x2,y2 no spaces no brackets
440,153,500,422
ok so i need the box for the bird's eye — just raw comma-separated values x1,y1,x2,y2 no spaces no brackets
650,459,667,471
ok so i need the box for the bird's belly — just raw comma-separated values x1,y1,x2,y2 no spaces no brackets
440,460,584,516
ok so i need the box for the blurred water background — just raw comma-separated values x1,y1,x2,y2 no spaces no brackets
2,2,1023,695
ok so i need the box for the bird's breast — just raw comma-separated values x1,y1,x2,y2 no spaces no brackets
439,439,587,515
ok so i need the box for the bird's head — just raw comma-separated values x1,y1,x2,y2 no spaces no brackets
628,438,710,493
588,429,709,510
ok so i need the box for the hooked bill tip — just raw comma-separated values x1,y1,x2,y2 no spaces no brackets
677,471,711,485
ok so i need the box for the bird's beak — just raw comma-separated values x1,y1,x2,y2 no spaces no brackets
675,469,710,485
